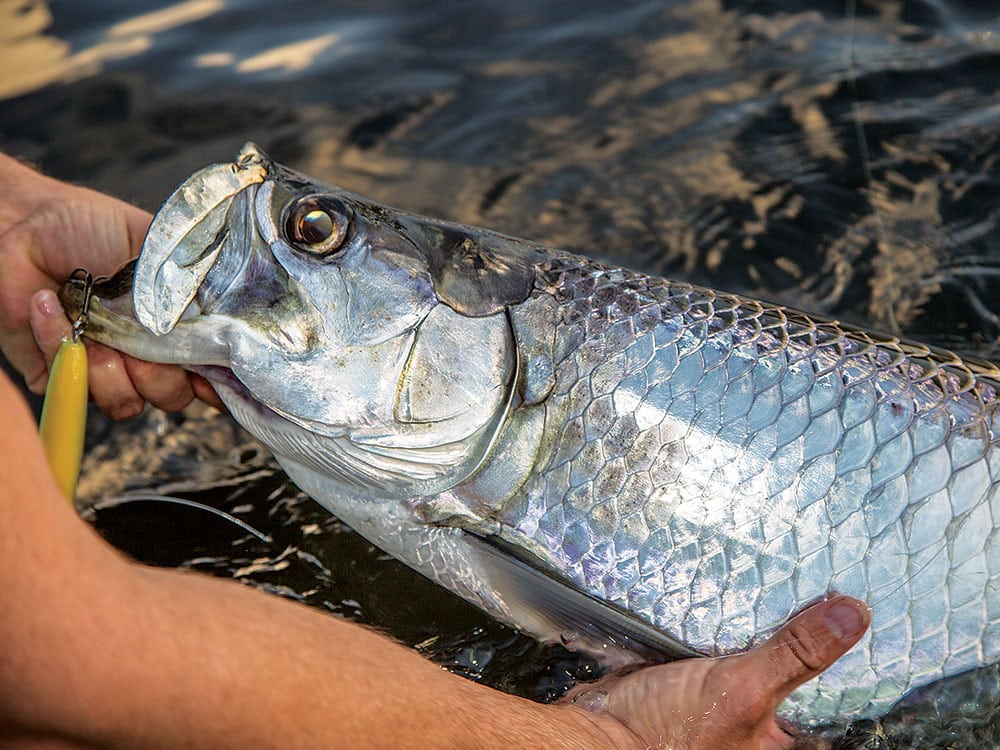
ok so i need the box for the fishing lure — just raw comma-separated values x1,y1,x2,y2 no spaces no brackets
38,270,97,502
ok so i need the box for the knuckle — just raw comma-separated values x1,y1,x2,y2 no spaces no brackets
727,687,771,725
0,279,28,333
152,384,193,412
780,622,828,674
129,363,194,412
12,352,46,394
0,222,30,258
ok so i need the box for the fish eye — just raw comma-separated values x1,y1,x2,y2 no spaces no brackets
284,195,352,255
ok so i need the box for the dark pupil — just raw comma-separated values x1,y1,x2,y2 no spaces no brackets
297,209,335,244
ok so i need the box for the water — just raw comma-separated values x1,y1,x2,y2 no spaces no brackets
2,1,1000,745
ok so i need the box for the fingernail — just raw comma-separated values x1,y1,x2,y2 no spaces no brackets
823,598,866,640
34,289,62,318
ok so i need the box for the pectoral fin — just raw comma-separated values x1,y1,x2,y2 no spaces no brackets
463,532,701,664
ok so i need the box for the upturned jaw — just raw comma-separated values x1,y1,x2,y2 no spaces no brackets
59,141,267,342
133,142,270,336
57,142,280,366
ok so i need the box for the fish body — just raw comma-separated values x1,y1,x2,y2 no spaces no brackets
68,145,1000,732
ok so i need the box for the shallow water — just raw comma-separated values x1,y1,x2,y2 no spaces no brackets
2,0,1000,746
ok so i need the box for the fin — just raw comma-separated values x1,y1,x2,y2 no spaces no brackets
463,531,701,663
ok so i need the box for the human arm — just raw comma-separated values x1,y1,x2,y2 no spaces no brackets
0,152,221,418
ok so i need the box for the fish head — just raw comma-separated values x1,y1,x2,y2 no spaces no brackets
64,144,540,497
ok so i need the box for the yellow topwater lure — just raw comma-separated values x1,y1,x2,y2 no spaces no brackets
38,270,96,502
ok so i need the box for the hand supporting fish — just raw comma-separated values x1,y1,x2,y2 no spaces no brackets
62,144,1000,736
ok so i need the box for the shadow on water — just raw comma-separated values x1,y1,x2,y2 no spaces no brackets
3,1,1000,746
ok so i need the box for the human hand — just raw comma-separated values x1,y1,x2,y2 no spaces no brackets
0,153,222,418
568,594,870,750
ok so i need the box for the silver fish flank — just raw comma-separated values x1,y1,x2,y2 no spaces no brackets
64,144,1000,736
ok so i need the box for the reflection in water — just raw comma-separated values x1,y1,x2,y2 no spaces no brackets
1,1,78,99
104,0,222,38
236,32,341,74
0,0,228,99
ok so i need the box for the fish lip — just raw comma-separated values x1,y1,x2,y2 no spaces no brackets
58,256,237,368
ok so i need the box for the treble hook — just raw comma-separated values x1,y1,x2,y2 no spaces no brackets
68,268,107,342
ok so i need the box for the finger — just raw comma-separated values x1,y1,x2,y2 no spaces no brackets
122,354,195,413
745,595,870,702
86,343,146,421
26,288,74,392
27,194,151,283
191,373,227,412
0,226,59,392
122,200,153,253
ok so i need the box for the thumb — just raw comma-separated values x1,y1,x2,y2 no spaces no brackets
745,595,870,702
26,288,74,393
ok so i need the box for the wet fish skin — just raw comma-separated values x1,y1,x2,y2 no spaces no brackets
488,254,1000,728
63,145,1000,735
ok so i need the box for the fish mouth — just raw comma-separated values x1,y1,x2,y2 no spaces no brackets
58,264,275,435
55,142,328,432
58,143,274,339
57,254,233,368
57,142,280,367
55,156,337,435
58,265,307,437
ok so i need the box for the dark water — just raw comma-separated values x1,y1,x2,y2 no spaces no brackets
3,1,1000,747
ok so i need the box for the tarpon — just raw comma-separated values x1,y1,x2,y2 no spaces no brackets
63,144,1000,739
